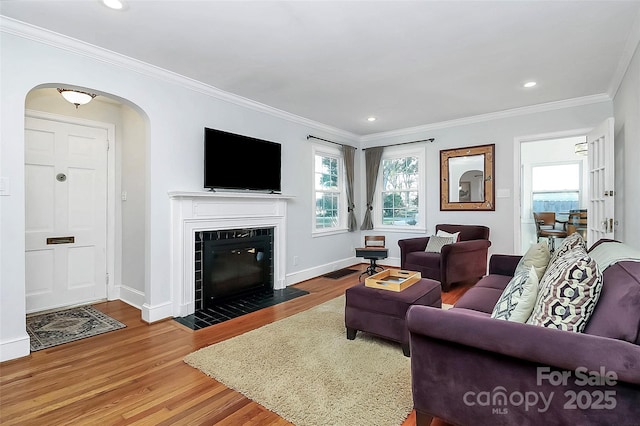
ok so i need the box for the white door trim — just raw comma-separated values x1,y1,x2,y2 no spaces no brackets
25,109,117,301
513,127,591,254
587,117,615,243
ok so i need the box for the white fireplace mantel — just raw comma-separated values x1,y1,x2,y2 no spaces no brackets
169,191,294,317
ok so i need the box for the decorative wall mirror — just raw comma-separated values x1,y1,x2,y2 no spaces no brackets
440,144,495,211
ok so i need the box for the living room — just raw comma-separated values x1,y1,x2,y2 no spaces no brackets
1,1,640,424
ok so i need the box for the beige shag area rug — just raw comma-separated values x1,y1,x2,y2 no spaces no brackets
184,295,413,426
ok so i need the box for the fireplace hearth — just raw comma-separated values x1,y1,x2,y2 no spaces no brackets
174,286,308,330
174,226,309,329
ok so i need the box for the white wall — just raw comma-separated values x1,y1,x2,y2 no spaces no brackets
120,104,147,304
613,42,640,249
360,101,613,260
0,26,361,361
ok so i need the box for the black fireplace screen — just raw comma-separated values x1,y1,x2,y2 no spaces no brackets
199,228,274,308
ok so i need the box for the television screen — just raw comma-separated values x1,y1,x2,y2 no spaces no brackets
204,127,281,192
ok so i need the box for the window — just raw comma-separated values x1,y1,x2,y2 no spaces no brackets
313,144,346,234
375,146,425,230
532,163,581,214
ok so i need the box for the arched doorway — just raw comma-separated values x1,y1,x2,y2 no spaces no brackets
24,86,148,313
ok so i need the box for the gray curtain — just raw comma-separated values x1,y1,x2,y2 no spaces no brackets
342,145,357,231
360,146,384,230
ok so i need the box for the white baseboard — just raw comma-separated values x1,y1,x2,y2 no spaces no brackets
141,301,173,323
118,285,145,310
285,256,400,286
1,333,30,362
285,256,356,285
378,257,400,268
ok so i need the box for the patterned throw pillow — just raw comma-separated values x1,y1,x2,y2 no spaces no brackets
548,232,586,266
527,248,603,332
424,235,456,253
491,265,539,322
515,242,551,280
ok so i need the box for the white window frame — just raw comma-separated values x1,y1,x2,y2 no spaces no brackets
373,145,426,232
530,160,584,215
311,143,348,236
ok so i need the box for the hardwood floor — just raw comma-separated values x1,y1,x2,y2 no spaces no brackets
0,265,472,426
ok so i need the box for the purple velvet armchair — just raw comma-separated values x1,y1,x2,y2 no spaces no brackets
407,246,640,426
398,224,491,292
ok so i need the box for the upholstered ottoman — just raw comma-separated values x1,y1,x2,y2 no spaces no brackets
345,278,442,356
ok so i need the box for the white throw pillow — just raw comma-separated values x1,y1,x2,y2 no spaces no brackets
491,265,539,322
514,242,551,280
436,229,461,242
424,235,456,253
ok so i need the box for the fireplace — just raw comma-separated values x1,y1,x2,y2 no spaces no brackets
196,228,274,309
169,191,293,319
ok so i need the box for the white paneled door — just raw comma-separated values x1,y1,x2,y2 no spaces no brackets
587,117,615,245
25,116,108,313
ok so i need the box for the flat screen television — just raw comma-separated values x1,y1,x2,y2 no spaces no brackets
204,127,282,192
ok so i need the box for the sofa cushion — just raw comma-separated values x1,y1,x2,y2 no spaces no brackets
425,235,455,253
527,248,603,332
583,261,640,344
515,242,550,280
406,251,440,269
454,275,510,314
491,265,539,322
474,273,513,291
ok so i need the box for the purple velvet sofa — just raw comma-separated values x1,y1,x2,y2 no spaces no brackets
398,224,491,292
407,241,640,426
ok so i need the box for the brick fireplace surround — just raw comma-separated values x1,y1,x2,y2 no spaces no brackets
169,191,293,318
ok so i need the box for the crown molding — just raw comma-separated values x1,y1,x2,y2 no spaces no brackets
608,8,640,99
0,16,358,142
360,93,612,143
0,15,622,145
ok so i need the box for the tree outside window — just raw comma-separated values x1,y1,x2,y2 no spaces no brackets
380,155,420,227
314,151,342,230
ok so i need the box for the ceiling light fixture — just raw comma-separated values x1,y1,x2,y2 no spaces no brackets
57,89,98,109
367,117,376,122
103,0,124,10
523,81,537,88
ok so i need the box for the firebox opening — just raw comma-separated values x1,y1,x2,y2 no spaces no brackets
196,228,274,310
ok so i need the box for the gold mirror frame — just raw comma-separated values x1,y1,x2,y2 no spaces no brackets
440,144,495,211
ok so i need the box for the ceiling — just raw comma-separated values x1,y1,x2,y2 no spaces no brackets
2,1,639,136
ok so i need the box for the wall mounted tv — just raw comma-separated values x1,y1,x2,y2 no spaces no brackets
204,127,282,192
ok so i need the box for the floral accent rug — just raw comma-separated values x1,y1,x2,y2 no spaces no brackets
27,305,126,352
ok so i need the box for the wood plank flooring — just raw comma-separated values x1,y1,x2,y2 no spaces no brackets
0,264,472,426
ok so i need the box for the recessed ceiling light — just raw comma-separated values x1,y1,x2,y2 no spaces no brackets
523,81,537,88
103,0,124,10
367,117,376,122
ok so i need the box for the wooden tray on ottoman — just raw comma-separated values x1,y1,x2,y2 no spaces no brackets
365,269,422,292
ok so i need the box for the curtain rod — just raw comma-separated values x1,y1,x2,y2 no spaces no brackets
306,134,356,149
362,138,435,150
